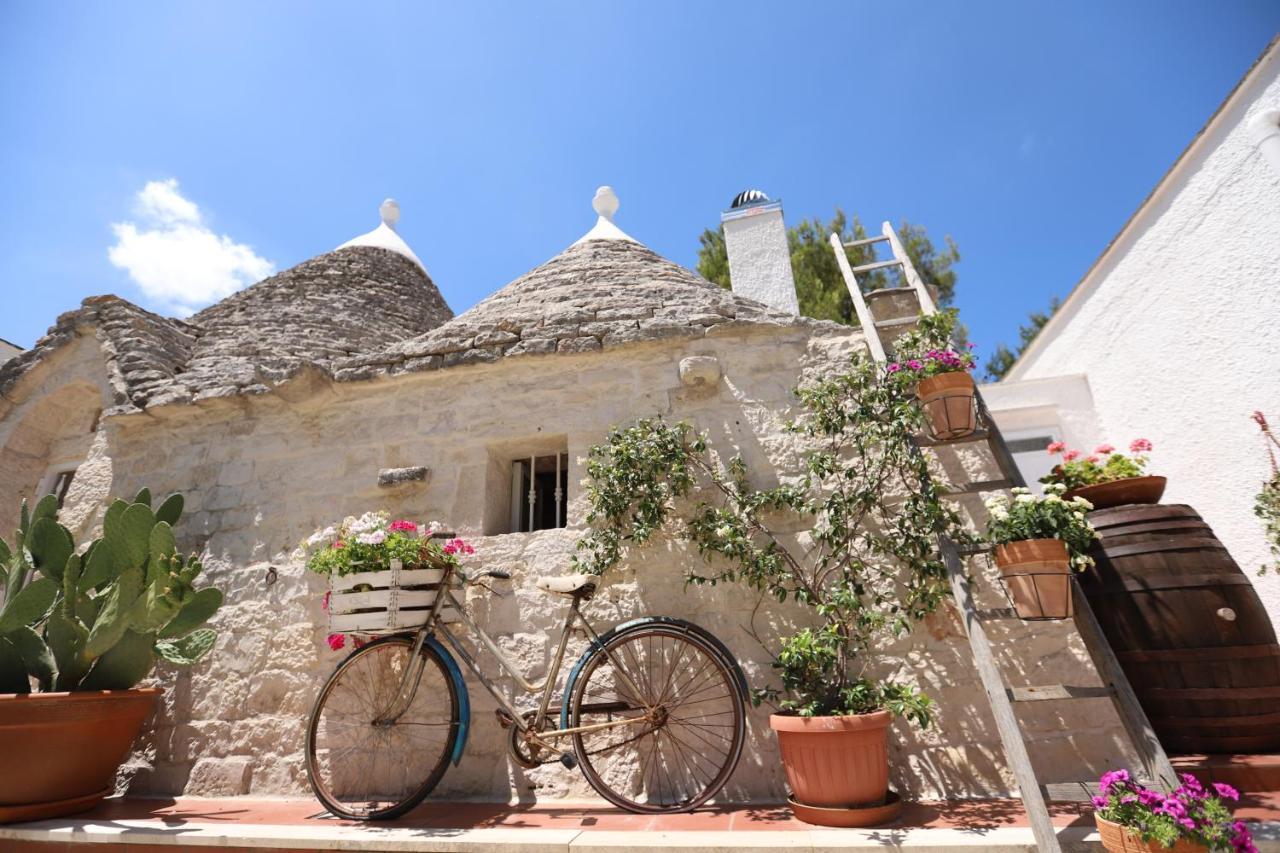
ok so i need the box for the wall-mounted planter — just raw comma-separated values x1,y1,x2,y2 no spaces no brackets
1064,476,1166,510
0,688,159,823
1095,815,1207,852
916,372,977,441
994,538,1073,620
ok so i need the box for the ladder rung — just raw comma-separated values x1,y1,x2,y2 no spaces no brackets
976,607,1019,620
1043,778,1155,802
851,258,904,274
946,479,1013,495
1008,684,1116,702
874,316,917,331
958,543,995,556
915,429,990,447
843,235,890,249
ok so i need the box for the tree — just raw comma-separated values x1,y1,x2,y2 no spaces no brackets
696,208,960,325
983,297,1060,381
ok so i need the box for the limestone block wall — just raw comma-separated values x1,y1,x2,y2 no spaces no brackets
61,324,1138,802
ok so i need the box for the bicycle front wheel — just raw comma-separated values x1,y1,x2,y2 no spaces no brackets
305,635,458,820
569,624,746,812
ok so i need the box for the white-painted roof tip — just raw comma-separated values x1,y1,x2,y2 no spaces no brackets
336,198,429,274
571,185,640,246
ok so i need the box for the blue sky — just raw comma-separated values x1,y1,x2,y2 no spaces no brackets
2,2,1277,364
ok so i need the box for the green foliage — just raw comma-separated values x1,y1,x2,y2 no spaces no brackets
574,312,972,724
1256,475,1280,576
0,490,223,693
1094,770,1253,852
298,513,457,577
696,208,959,325
983,297,1060,381
984,485,1099,571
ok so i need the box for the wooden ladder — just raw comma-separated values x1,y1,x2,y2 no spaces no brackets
830,226,1177,853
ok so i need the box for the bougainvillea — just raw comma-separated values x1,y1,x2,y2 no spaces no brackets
1093,769,1256,852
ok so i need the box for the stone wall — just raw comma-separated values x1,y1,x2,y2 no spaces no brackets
30,322,1139,802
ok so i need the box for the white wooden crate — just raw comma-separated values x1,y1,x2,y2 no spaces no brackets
328,559,458,634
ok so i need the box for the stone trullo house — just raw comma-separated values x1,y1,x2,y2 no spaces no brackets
0,189,1143,801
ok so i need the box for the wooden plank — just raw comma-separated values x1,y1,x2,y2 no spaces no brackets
1007,684,1115,702
914,428,991,448
939,535,1063,853
331,566,446,592
828,232,887,363
1069,578,1178,788
851,258,904,274
883,221,938,316
843,235,890,249
976,607,1019,620
1089,572,1253,595
1117,643,1280,663
1042,782,1095,802
331,588,439,612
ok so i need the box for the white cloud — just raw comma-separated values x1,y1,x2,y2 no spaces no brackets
108,179,274,316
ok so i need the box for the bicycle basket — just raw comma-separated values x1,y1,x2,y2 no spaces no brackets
327,558,459,635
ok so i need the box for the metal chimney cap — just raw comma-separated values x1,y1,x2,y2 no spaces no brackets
730,189,771,209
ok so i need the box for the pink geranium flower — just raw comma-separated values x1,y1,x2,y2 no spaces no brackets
1130,438,1153,453
1095,444,1115,454
389,520,418,533
321,591,330,612
443,538,475,557
326,633,345,651
1063,449,1081,462
1046,441,1066,455
1086,455,1100,464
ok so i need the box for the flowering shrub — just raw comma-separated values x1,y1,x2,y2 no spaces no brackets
1252,412,1280,576
984,484,1098,570
1041,438,1154,491
296,511,469,577
1093,769,1256,852
885,344,977,383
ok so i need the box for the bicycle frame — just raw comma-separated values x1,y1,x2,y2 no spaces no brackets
374,562,654,759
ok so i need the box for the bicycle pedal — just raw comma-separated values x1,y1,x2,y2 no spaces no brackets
495,709,516,729
558,752,578,770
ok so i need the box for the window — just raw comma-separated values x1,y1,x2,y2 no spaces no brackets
51,469,77,507
509,453,569,532
1004,432,1060,495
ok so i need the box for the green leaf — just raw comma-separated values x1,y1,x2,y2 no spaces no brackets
8,625,55,689
0,636,31,693
102,499,127,538
46,609,91,691
32,494,59,523
85,565,144,656
116,503,156,568
61,553,81,604
0,538,11,568
80,629,155,690
133,488,152,508
0,576,57,634
27,517,73,582
78,538,116,591
155,628,216,665
154,494,184,527
158,588,222,639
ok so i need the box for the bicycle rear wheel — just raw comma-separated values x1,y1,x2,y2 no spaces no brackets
568,624,745,812
305,635,458,820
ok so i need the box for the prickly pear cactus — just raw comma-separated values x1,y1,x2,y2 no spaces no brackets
0,488,222,693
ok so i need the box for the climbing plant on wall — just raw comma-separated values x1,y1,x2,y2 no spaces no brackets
573,312,973,725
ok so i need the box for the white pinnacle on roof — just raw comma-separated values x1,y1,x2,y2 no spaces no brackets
571,186,640,246
337,198,429,273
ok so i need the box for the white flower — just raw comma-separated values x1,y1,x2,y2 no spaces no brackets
1045,494,1063,504
426,521,443,534
356,530,386,546
1011,487,1031,496
989,506,1009,520
1073,511,1086,521
715,525,733,539
1015,493,1037,503
1071,497,1094,510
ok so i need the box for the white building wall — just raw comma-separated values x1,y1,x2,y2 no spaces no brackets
1006,46,1280,626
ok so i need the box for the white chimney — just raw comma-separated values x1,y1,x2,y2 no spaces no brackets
720,189,799,315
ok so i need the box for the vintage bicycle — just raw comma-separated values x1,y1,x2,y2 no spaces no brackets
304,558,748,820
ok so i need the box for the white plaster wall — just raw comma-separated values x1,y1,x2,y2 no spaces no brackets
722,206,800,315
63,324,1139,803
1012,53,1280,629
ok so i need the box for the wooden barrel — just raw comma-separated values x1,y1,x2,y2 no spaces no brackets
1080,504,1280,754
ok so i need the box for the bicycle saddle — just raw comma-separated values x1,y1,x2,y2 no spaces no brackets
535,573,596,596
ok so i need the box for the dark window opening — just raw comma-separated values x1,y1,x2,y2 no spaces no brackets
511,454,569,532
89,409,103,433
51,470,77,507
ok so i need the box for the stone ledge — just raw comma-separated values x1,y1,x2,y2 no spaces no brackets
378,466,430,487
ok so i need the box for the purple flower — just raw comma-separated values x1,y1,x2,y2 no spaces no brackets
1137,788,1162,807
1099,769,1131,792
1090,795,1107,809
1214,782,1240,801
907,359,923,370
887,363,901,373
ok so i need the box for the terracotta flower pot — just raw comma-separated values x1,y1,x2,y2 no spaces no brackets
1095,815,1208,852
916,372,977,441
1065,476,1166,510
0,688,160,824
770,710,892,822
994,538,1073,620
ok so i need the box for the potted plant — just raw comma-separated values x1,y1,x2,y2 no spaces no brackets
572,312,972,826
1251,412,1280,575
296,512,470,648
1041,439,1166,509
984,484,1097,619
0,489,222,823
1092,769,1256,852
887,338,979,441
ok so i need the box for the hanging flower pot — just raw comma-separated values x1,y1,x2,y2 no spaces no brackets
916,371,978,441
769,710,902,827
994,538,1074,620
1064,476,1166,510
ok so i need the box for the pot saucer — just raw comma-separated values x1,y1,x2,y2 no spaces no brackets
787,788,903,827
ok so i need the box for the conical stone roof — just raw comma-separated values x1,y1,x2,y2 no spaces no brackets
332,237,814,381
